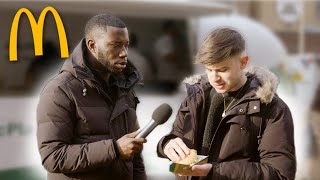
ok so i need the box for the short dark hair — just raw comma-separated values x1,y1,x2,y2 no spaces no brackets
195,28,245,65
84,14,126,38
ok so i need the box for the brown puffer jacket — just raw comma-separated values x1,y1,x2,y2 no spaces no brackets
37,40,146,180
157,67,296,180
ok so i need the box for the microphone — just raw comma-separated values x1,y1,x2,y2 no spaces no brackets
136,103,172,138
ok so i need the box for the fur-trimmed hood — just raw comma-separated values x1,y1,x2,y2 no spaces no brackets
183,66,279,104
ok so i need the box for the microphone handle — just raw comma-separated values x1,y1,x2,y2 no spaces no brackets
136,120,158,138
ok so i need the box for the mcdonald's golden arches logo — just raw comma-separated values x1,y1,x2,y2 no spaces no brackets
9,6,69,61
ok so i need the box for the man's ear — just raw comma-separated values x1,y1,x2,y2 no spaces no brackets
86,38,96,54
240,55,249,69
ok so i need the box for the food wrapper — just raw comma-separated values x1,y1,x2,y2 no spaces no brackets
169,155,208,174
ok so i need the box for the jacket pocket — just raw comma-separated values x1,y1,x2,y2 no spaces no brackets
77,106,111,135
220,115,257,158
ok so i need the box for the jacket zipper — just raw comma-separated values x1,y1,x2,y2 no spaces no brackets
89,79,114,105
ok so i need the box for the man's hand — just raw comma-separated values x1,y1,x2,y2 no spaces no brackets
164,137,190,162
178,163,212,177
116,131,146,159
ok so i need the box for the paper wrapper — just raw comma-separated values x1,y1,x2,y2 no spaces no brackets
169,155,208,174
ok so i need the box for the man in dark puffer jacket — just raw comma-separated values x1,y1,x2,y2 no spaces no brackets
37,14,146,180
157,28,296,180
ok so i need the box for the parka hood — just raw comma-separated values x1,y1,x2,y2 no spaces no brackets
60,39,142,90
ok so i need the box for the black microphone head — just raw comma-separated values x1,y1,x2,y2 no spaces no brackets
152,103,172,125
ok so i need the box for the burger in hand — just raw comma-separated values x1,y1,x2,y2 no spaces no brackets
176,149,198,165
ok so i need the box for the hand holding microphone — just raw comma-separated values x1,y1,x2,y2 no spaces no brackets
116,130,146,159
117,103,172,159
